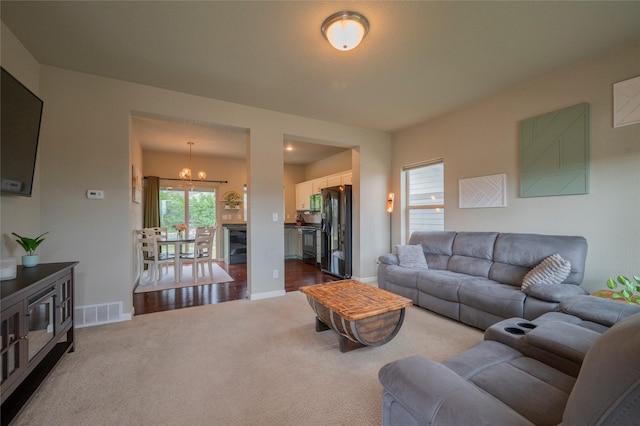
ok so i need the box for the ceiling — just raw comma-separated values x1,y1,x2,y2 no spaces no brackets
3,1,640,163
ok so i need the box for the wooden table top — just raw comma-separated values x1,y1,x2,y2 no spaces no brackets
299,279,412,321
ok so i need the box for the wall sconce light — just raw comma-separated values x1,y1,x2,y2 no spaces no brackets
321,11,370,51
386,192,395,213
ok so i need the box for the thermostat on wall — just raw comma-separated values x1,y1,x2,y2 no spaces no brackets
87,189,104,199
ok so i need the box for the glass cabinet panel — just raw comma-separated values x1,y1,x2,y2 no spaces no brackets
1,302,25,388
27,287,56,361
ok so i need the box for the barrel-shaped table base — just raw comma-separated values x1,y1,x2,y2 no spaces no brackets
308,296,407,352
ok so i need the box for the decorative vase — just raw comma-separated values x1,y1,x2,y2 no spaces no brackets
22,254,39,268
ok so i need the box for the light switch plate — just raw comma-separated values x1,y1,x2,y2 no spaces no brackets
87,189,104,199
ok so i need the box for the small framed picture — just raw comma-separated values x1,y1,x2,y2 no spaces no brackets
613,75,640,128
132,165,142,203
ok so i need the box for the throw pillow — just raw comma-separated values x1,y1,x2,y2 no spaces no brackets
521,253,571,291
396,244,429,269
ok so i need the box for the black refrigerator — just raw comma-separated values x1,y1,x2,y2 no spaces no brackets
321,184,352,279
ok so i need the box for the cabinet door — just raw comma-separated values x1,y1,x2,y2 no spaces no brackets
1,301,27,394
295,181,312,210
326,175,341,187
56,273,73,332
312,178,327,194
341,172,352,185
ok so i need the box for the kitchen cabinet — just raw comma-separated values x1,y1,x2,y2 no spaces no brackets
295,181,313,210
293,170,352,213
284,228,301,259
223,225,247,264
1,262,77,424
326,174,341,187
312,178,327,194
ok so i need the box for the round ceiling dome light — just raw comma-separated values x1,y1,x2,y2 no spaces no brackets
321,11,369,51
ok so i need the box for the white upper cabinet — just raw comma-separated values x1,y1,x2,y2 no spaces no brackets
295,181,313,210
312,178,327,194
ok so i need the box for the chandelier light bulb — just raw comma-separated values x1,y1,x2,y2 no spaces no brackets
322,11,369,52
178,141,207,182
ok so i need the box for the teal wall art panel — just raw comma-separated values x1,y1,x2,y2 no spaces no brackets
519,103,590,197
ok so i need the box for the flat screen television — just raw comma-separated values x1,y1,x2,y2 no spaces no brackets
1,67,44,197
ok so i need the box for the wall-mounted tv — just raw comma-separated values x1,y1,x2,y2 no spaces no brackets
1,67,44,197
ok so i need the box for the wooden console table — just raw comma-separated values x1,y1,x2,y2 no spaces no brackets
1,262,78,425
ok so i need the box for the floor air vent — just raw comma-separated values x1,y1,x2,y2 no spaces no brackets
75,302,126,328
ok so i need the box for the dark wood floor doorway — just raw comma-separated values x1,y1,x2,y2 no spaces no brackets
133,259,340,315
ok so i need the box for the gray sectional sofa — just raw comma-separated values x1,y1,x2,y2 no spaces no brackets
379,296,640,425
378,231,589,330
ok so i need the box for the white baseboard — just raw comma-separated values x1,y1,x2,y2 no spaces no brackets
248,289,286,301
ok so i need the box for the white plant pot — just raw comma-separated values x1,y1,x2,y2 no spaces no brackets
22,254,39,268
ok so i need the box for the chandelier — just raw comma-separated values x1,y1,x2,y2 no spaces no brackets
179,142,206,182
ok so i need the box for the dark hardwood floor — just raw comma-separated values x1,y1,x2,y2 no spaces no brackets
133,259,341,315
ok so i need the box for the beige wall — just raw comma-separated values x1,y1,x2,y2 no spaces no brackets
392,42,640,293
304,150,352,181
1,25,391,317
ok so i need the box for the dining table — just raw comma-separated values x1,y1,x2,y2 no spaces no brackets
157,237,195,283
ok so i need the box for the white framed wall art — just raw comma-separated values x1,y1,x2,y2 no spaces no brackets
459,173,507,209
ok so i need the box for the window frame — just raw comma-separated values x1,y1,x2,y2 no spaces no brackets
403,159,444,241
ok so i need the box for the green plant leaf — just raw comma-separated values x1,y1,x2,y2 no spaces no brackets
606,277,617,290
621,289,633,300
612,292,622,299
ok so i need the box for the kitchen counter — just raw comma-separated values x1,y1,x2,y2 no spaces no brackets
284,223,321,230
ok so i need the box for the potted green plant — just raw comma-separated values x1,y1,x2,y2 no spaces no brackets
12,232,48,267
593,274,640,305
222,191,242,209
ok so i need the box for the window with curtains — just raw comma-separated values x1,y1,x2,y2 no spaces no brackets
404,160,444,239
159,182,217,238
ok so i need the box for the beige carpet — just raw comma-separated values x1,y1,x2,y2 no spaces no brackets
13,291,483,425
134,263,233,293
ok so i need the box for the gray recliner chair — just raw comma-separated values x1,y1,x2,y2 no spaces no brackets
379,312,640,425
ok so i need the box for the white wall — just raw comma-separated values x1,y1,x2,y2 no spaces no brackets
17,63,389,317
391,42,640,293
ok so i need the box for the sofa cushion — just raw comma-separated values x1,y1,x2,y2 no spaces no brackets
448,232,497,278
469,357,575,426
383,265,422,290
409,231,456,270
459,278,526,319
396,244,429,268
521,253,571,291
491,233,587,285
416,270,471,302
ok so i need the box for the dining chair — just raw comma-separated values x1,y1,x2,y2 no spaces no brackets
195,226,215,237
136,232,175,286
181,229,215,282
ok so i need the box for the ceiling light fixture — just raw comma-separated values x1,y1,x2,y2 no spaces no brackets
179,141,206,182
321,11,369,51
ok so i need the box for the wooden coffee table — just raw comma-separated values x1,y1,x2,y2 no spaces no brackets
300,279,412,352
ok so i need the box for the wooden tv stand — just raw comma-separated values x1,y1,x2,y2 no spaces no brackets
1,262,78,425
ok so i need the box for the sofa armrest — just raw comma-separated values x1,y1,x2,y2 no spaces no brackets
523,282,587,302
559,295,640,327
378,253,399,266
379,355,532,425
524,321,600,364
